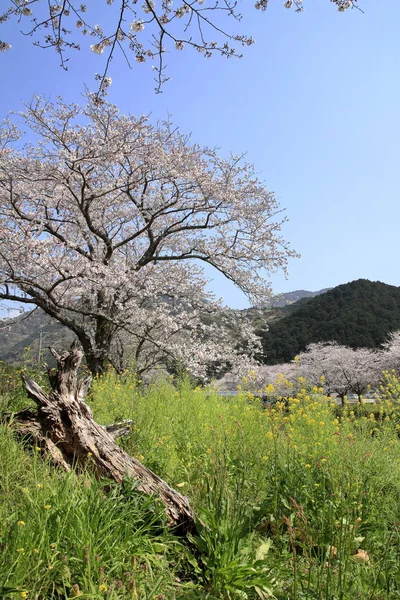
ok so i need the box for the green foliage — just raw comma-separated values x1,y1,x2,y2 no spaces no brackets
0,359,48,413
0,424,191,599
259,279,400,364
4,372,400,597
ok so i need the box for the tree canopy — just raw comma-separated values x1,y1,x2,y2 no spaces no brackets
0,94,294,374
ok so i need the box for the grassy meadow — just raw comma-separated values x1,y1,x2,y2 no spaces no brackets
2,365,400,599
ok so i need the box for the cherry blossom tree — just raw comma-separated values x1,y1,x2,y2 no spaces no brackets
0,0,362,93
258,361,298,396
298,342,348,401
381,330,400,374
299,342,381,404
218,360,298,397
0,94,295,375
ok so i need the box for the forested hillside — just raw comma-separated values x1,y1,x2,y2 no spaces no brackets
260,279,400,364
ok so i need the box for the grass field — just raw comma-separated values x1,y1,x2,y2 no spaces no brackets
2,367,400,599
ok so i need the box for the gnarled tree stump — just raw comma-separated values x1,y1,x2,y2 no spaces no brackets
7,342,196,535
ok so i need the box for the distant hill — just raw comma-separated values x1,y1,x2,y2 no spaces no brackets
259,279,400,364
0,309,74,366
268,288,331,307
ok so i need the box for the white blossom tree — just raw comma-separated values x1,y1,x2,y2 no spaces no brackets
218,360,298,397
0,0,362,93
0,95,295,375
381,330,400,374
299,342,382,403
298,342,349,400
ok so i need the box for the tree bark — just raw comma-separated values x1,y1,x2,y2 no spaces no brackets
7,342,196,535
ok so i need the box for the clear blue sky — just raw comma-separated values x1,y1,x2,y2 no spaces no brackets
1,0,399,308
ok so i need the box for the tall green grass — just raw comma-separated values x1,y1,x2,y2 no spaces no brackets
2,370,400,598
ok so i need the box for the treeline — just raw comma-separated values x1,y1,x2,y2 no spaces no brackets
220,333,400,405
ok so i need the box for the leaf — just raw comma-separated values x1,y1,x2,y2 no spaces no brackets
255,539,272,561
186,554,202,573
254,584,275,598
153,542,168,553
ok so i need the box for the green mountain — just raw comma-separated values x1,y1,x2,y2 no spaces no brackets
259,279,400,364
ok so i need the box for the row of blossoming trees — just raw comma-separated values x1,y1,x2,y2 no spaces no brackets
221,332,400,403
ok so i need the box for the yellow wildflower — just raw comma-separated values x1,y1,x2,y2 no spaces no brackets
17,520,25,526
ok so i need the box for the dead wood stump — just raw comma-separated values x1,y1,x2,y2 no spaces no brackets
6,342,196,535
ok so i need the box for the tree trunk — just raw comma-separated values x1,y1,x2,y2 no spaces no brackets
84,351,107,376
7,342,196,535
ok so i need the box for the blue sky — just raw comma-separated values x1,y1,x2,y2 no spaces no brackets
1,0,399,309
